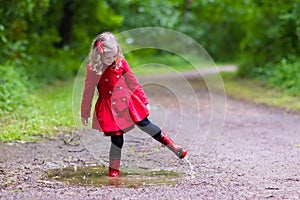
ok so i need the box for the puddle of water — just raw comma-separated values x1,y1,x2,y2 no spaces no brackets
44,165,181,188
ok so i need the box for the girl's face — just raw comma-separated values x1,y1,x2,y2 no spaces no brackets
102,52,117,66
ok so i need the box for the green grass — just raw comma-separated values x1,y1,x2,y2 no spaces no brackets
222,72,300,113
0,80,74,142
128,54,213,75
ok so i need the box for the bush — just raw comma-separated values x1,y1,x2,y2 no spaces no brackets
27,51,81,84
266,59,300,95
236,1,300,95
0,74,74,141
0,62,36,115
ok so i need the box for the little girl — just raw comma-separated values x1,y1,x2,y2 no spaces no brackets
81,32,187,178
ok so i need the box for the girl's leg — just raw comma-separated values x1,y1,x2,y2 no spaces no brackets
136,118,187,159
108,134,124,177
110,134,124,160
136,117,162,140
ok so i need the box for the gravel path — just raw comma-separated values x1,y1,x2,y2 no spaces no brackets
0,68,300,200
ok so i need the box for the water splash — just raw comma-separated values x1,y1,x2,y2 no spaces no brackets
183,156,196,178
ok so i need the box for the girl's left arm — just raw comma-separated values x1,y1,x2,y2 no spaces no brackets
122,59,149,105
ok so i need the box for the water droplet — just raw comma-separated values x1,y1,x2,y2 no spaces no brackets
183,156,195,179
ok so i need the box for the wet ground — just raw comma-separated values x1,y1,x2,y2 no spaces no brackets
1,69,300,199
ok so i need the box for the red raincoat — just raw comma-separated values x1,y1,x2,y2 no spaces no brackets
81,58,150,136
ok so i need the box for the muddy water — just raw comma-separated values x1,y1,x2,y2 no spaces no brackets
45,165,182,188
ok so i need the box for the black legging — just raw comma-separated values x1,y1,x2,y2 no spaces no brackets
136,117,162,140
109,117,162,159
110,134,124,160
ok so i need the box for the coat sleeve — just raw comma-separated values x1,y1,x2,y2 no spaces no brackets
122,59,149,105
81,64,99,118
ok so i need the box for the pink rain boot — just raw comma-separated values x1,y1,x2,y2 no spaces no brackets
158,132,187,159
108,159,120,178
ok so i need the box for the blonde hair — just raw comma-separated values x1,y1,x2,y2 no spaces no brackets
88,32,123,75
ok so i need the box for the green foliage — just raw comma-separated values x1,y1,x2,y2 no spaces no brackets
0,80,74,141
237,0,300,94
27,50,81,84
0,63,34,114
239,0,300,67
0,0,50,62
67,0,123,53
108,0,181,30
266,59,300,95
178,0,248,61
0,0,123,69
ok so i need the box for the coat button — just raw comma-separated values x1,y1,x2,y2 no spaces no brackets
109,91,112,94
122,98,126,102
105,78,108,82
116,75,120,79
119,86,123,90
112,101,116,105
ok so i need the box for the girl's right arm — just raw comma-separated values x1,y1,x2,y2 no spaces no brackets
81,64,99,123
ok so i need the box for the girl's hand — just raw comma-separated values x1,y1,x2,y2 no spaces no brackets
81,118,89,126
146,104,150,112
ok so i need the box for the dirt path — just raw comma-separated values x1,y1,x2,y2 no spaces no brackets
1,69,300,200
